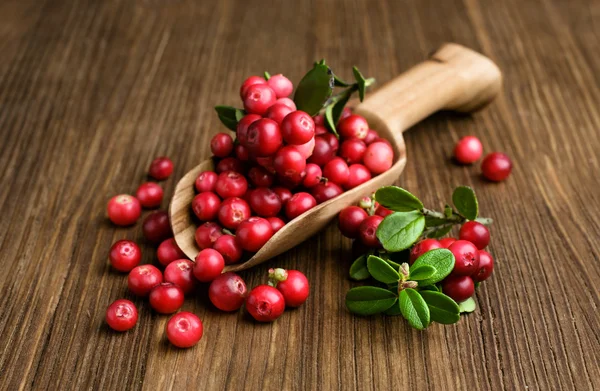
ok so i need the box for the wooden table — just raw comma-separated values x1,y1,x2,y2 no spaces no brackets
1,0,598,389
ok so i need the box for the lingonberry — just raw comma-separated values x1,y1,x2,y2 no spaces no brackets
235,217,274,252
212,234,243,264
472,250,494,282
256,156,276,173
245,118,283,157
148,156,174,180
276,97,296,110
272,187,292,205
314,124,327,135
239,75,266,99
363,141,394,174
277,171,305,190
215,171,248,199
217,197,251,229
193,248,225,282
285,192,317,219
107,195,141,226
359,197,373,210
267,74,293,98
293,136,316,160
106,299,138,332
191,192,221,221
195,222,223,249
307,136,335,166
439,237,457,248
109,240,141,272
216,157,244,174
313,114,325,126
128,265,163,296
338,114,369,140
375,205,393,217
248,187,282,217
359,215,384,247
448,240,481,276
340,107,352,120
235,144,250,161
245,285,285,322
266,217,285,233
243,84,277,116
311,182,343,204
265,103,293,125
136,182,163,209
364,129,379,145
269,268,309,307
409,239,442,264
281,111,315,145
149,282,184,314
481,152,512,182
338,206,369,238
164,259,196,294
142,210,172,243
442,276,475,302
320,132,339,153
236,114,261,145
459,221,490,250
210,132,234,158
195,171,218,193
166,312,203,348
345,164,372,189
157,238,186,267
248,166,275,188
274,146,306,179
453,136,483,164
323,157,349,186
339,139,367,164
302,163,323,188
208,272,248,311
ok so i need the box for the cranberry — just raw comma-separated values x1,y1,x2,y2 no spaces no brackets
277,171,305,190
240,75,266,99
454,136,483,164
472,250,494,282
320,132,339,153
439,237,457,248
166,312,203,348
345,164,372,189
338,114,369,139
340,107,352,120
236,217,274,252
267,217,285,233
274,146,306,179
303,163,323,188
311,182,343,204
248,166,275,188
211,132,234,158
136,183,163,209
148,156,174,180
195,222,223,249
307,136,335,166
323,157,349,186
164,259,196,294
339,139,367,164
364,129,379,145
245,285,285,322
235,144,250,161
193,248,224,282
208,272,248,311
265,103,293,125
281,111,315,145
271,269,310,307
195,171,218,193
243,84,277,116
191,192,221,221
442,276,475,302
338,206,368,238
107,195,141,226
364,141,394,174
245,118,283,157
212,234,243,264
106,299,137,332
217,197,251,229
216,157,244,174
293,137,316,160
109,240,141,272
313,115,325,126
142,211,172,243
128,265,163,296
375,205,393,217
256,156,276,173
248,187,282,217
459,221,490,250
236,114,261,145
448,240,480,276
285,192,317,219
157,238,186,267
276,97,296,110
482,152,512,182
409,239,442,263
267,74,293,98
215,171,248,199
359,215,383,247
272,187,292,205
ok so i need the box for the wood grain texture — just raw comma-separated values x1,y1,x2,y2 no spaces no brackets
0,0,598,390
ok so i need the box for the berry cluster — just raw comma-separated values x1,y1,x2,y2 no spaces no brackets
453,136,512,182
338,196,390,248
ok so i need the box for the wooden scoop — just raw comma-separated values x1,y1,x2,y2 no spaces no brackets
170,43,501,272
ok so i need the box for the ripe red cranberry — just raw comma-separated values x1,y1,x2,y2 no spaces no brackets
285,192,317,219
293,137,316,160
303,163,323,188
277,171,305,190
211,132,234,158
482,152,512,182
245,118,283,157
270,269,310,307
364,141,394,174
339,139,367,164
459,221,490,250
267,74,293,98
375,205,393,217
216,157,244,174
166,312,203,348
274,146,306,179
439,237,457,248
315,125,327,136
453,136,483,164
281,111,315,145
313,114,325,126
191,192,221,221
193,248,224,282
311,182,343,204
235,144,249,161
164,259,196,294
236,114,261,145
212,234,243,264
109,240,142,272
442,276,475,302
323,157,349,186
345,164,372,189
243,84,277,116
217,197,251,229
148,156,174,180
409,239,442,263
307,136,335,166
149,283,184,314
272,187,292,205
340,107,352,120
265,103,293,125
256,156,276,173
276,97,296,110
195,222,223,249
472,250,494,282
236,217,274,252
128,265,163,296
359,215,383,247
107,195,141,226
240,75,266,99
106,299,137,332
448,240,481,276
267,217,285,233
338,114,369,140
215,171,248,199
136,183,163,209
142,211,172,243
248,166,275,188
195,171,218,193
248,187,282,217
157,238,186,267
208,272,248,311
245,285,285,322
364,129,379,145
338,206,369,238
321,132,339,152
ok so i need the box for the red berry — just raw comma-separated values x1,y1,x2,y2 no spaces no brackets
267,74,293,98
166,312,203,348
439,237,457,248
248,187,282,217
235,144,250,161
142,210,172,243
164,259,196,294
314,124,327,135
136,183,163,209
364,129,379,145
338,114,369,140
285,192,317,219
255,156,276,173
265,103,293,125
338,206,369,238
191,192,221,221
216,157,244,174
281,111,315,145
195,171,218,193
359,215,383,247
459,221,490,250
208,272,248,311
195,222,223,249
212,234,243,264
448,240,481,276
363,141,393,174
240,75,266,99
107,195,141,226
236,217,274,252
157,238,186,267
339,139,367,164
320,133,339,153
193,248,224,282
277,171,305,190
128,265,163,296
340,107,352,120
236,114,261,145
375,205,393,217
345,164,372,189
245,118,283,157
109,240,141,272
276,97,296,110
307,136,335,166
293,137,316,160
323,157,349,186
243,84,277,115
245,285,285,322
482,152,512,182
266,217,285,233
472,250,494,282
442,276,475,302
311,182,343,204
217,197,251,229
248,166,275,188
148,157,174,180
454,136,483,164
106,299,137,332
302,163,323,188
211,133,234,158
274,146,306,179
215,171,248,199
272,187,292,205
409,239,442,263
272,269,309,307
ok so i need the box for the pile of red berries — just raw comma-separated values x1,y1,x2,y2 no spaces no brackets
453,135,512,182
338,196,391,248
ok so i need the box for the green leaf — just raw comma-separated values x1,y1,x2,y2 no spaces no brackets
474,281,481,289
421,284,441,292
367,255,400,284
399,289,430,330
293,62,334,116
409,265,436,281
215,106,244,131
427,225,453,239
333,73,351,87
234,109,245,122
375,186,424,212
452,186,479,220
264,71,271,80
419,291,460,324
324,90,352,137
458,297,476,313
349,255,370,280
411,249,455,286
444,205,454,219
384,300,402,316
376,211,425,252
346,287,398,316
352,66,368,101
425,215,447,227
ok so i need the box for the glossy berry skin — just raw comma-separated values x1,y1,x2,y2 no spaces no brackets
218,197,251,229
338,206,369,238
193,248,225,282
256,156,276,173
265,103,293,125
106,300,137,332
303,163,322,188
442,276,475,302
448,240,481,276
192,192,221,221
272,187,292,205
375,205,393,218
208,272,248,311
235,144,249,161
136,182,163,209
339,139,367,164
149,283,184,314
195,171,218,193
338,114,369,139
195,222,223,249
409,239,442,263
459,221,490,250
453,136,483,164
277,171,305,190
215,171,248,199
142,211,172,243
243,84,277,116
157,238,186,267
275,270,310,307
267,74,293,98
216,157,244,174
340,107,352,120
109,240,142,272
274,146,306,179
166,312,203,348
240,75,266,99
439,237,457,248
248,166,275,188
359,215,384,248
245,285,285,322
211,133,234,158
267,217,285,233
248,187,282,217
212,234,243,264
481,152,512,182
164,259,196,294
311,182,343,204
323,158,349,186
128,265,163,296
345,164,372,189
281,111,315,145
364,129,379,145
293,137,316,160
314,124,327,135
107,195,141,226
236,114,261,145
320,133,339,153
472,250,494,282
148,157,174,180
276,97,296,110
285,192,317,219
245,118,283,157
363,141,394,174
236,217,274,252
307,136,335,166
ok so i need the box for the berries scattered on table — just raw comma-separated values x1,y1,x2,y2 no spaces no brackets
453,136,483,164
148,156,174,180
149,282,185,314
193,248,225,282
128,265,163,296
459,221,490,250
166,312,203,348
109,240,141,272
107,195,141,226
245,285,286,322
209,272,248,311
164,259,196,294
136,182,164,209
481,152,512,182
142,210,172,243
268,268,310,307
106,299,138,332
156,238,185,267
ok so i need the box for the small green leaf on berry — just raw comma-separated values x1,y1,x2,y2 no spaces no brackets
294,62,334,116
215,106,244,131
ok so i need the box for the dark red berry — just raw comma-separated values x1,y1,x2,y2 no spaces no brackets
166,312,203,348
345,164,372,189
107,194,141,226
281,111,315,145
311,182,343,204
472,250,494,282
142,210,172,243
271,269,309,307
339,139,367,164
302,163,323,188
136,182,163,209
235,144,250,161
409,239,442,263
255,156,276,173
481,152,512,182
128,265,163,296
454,136,483,164
277,171,305,190
164,259,196,294
109,240,141,272
314,124,327,135
320,132,339,153
215,171,248,199
364,129,379,145
285,192,317,219
248,166,275,188
149,282,184,314
276,97,296,110
245,118,283,157
292,137,315,160
448,240,480,276
212,234,243,264
307,136,335,166
340,107,352,120
236,114,261,145
359,215,383,248
248,187,282,217
439,237,457,248
149,157,174,180
364,141,394,174
442,276,475,302
272,187,292,205
265,103,293,125
211,133,234,158
459,221,490,250
215,157,244,174
274,146,306,179
323,157,349,186
245,285,285,322
195,171,218,193
193,248,224,282
240,75,266,99
267,74,293,98
217,197,251,229
266,217,285,233
208,272,248,311
243,84,277,116
195,222,223,249
157,238,185,267
338,206,369,238
375,205,393,217
191,192,221,221
236,217,274,252
106,299,137,332
338,114,368,140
